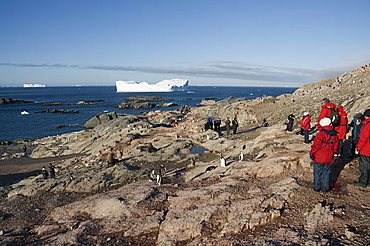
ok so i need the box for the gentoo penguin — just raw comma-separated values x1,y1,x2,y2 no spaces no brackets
220,154,226,167
190,158,196,167
149,165,166,185
239,152,244,162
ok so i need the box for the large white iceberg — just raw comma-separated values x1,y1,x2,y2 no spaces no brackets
116,79,189,92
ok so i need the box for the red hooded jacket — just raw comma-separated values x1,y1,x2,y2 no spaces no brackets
310,126,339,164
334,106,348,140
317,103,336,130
357,118,370,156
300,115,311,131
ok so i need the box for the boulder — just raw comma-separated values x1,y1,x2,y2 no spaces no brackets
83,112,117,129
0,98,33,104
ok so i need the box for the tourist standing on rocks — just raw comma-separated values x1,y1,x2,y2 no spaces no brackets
49,163,56,179
317,98,337,131
214,118,221,133
261,119,269,127
309,117,339,192
225,117,231,137
204,117,213,131
207,117,213,130
299,112,311,143
41,167,49,180
335,106,348,156
285,114,295,132
23,145,27,156
232,117,239,134
354,109,370,187
348,113,365,157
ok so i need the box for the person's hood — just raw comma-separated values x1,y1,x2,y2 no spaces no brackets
363,117,370,124
337,106,344,113
322,103,336,109
322,126,337,136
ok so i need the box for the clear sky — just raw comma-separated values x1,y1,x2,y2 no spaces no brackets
1,0,370,87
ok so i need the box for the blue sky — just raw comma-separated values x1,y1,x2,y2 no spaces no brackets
1,0,370,87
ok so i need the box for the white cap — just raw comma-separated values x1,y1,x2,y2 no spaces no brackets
319,117,331,127
303,112,309,116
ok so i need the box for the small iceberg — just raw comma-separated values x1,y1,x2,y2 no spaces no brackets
21,111,29,115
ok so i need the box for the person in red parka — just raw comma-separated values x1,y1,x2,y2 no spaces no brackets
299,112,311,143
310,117,339,192
334,106,348,156
317,98,336,131
355,109,370,187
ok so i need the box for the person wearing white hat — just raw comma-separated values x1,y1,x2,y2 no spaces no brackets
309,117,339,192
299,112,311,143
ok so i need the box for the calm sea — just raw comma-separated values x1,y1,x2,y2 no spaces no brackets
0,86,296,141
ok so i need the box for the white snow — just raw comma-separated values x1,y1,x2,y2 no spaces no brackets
116,79,189,92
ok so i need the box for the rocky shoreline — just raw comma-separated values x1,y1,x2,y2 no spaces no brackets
0,64,370,245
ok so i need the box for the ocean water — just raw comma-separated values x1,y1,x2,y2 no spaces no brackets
0,86,296,141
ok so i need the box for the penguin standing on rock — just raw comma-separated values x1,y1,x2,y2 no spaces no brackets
148,165,166,185
239,152,244,162
220,154,226,167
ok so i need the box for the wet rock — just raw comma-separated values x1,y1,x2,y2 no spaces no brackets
75,100,104,105
0,97,33,104
41,102,70,106
36,109,79,114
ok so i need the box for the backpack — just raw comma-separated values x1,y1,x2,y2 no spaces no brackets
322,135,333,145
329,108,340,126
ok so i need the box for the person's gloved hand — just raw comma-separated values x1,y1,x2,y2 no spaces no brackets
310,154,315,160
355,149,359,155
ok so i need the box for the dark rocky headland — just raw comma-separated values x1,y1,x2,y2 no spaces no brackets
0,64,370,245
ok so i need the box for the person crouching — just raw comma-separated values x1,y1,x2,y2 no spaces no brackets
309,117,339,192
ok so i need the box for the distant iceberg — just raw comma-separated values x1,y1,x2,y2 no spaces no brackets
116,79,189,92
23,83,47,88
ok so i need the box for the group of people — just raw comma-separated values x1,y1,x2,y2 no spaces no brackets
41,163,56,180
205,116,239,136
307,98,370,191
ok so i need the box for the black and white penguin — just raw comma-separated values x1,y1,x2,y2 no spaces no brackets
149,165,166,185
239,152,244,162
220,154,226,167
190,158,196,167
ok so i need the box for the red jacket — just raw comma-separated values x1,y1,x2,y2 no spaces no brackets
317,103,336,130
334,106,348,140
310,126,339,164
357,118,370,156
300,116,311,131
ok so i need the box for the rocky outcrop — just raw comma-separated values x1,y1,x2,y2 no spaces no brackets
83,111,118,129
2,64,370,245
36,109,79,114
41,102,70,106
116,96,178,109
75,100,104,105
116,101,156,109
0,98,33,104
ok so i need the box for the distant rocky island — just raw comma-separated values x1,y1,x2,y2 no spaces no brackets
0,64,370,245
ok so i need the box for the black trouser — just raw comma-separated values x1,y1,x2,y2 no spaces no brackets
350,137,359,157
359,154,370,185
338,139,344,155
